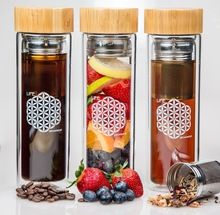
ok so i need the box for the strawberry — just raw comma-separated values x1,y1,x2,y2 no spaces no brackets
111,162,144,197
87,63,103,85
103,79,130,103
67,160,111,194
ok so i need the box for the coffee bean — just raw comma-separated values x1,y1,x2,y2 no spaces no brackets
47,198,55,203
58,193,66,199
43,192,48,197
26,181,34,188
45,195,52,200
27,189,35,195
16,188,24,194
42,183,50,188
48,190,56,196
17,193,27,199
38,188,45,193
16,182,75,203
78,198,85,202
66,193,75,200
28,195,34,200
21,185,26,190
53,196,59,201
32,197,41,202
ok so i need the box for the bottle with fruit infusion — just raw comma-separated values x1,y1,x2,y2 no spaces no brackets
80,8,138,173
145,9,203,187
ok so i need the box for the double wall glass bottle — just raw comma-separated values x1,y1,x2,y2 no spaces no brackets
80,8,138,173
15,7,73,183
145,9,203,187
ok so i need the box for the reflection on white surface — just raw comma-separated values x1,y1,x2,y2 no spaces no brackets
66,198,144,215
0,188,220,215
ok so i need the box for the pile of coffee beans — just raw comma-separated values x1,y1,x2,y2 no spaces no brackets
16,182,75,203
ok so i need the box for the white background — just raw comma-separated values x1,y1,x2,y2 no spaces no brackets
0,0,220,214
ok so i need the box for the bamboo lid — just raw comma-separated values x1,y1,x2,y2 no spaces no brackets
80,8,138,33
14,7,73,33
145,8,203,34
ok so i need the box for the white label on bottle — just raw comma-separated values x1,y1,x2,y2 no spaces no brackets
92,96,126,136
156,99,191,139
26,92,61,132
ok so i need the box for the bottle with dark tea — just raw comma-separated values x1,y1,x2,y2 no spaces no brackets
145,9,203,188
15,7,73,183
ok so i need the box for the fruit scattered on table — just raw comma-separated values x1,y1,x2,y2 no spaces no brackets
67,160,111,193
83,190,97,202
68,161,144,205
111,161,144,198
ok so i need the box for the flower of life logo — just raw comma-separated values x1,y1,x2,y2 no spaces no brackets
26,92,61,132
92,96,126,136
156,99,191,139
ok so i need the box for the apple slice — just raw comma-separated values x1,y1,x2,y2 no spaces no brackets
87,76,119,96
88,56,131,79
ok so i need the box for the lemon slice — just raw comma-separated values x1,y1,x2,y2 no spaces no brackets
87,76,118,96
88,56,131,79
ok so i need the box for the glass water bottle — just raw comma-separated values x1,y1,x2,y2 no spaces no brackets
15,7,73,183
145,9,203,187
80,8,138,173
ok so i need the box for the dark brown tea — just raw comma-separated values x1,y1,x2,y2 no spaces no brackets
151,60,196,185
21,53,66,181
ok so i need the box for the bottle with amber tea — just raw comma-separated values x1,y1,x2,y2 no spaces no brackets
80,8,138,173
145,9,203,188
15,7,73,183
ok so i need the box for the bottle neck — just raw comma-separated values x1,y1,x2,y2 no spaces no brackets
86,34,132,58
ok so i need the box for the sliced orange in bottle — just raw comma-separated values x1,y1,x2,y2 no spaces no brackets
114,120,130,149
87,122,115,153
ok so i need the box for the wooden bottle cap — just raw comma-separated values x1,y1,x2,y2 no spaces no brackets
145,8,203,35
14,7,74,33
80,8,138,34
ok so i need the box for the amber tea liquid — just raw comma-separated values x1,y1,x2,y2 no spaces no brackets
151,60,196,185
21,53,66,181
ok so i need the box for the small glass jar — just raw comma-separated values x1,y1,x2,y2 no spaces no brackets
80,8,138,173
145,9,203,188
15,7,73,184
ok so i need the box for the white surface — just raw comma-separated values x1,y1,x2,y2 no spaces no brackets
1,0,220,214
1,186,220,215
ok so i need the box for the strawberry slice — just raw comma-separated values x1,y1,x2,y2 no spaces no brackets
87,63,103,85
103,79,131,103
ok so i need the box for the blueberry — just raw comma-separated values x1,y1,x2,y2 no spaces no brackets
83,190,97,202
125,189,135,201
115,181,128,192
113,191,127,204
102,159,113,173
99,191,112,205
96,186,110,198
110,189,115,196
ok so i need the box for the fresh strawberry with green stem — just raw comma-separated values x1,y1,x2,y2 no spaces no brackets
87,63,103,85
111,161,144,197
67,160,111,194
103,79,131,103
